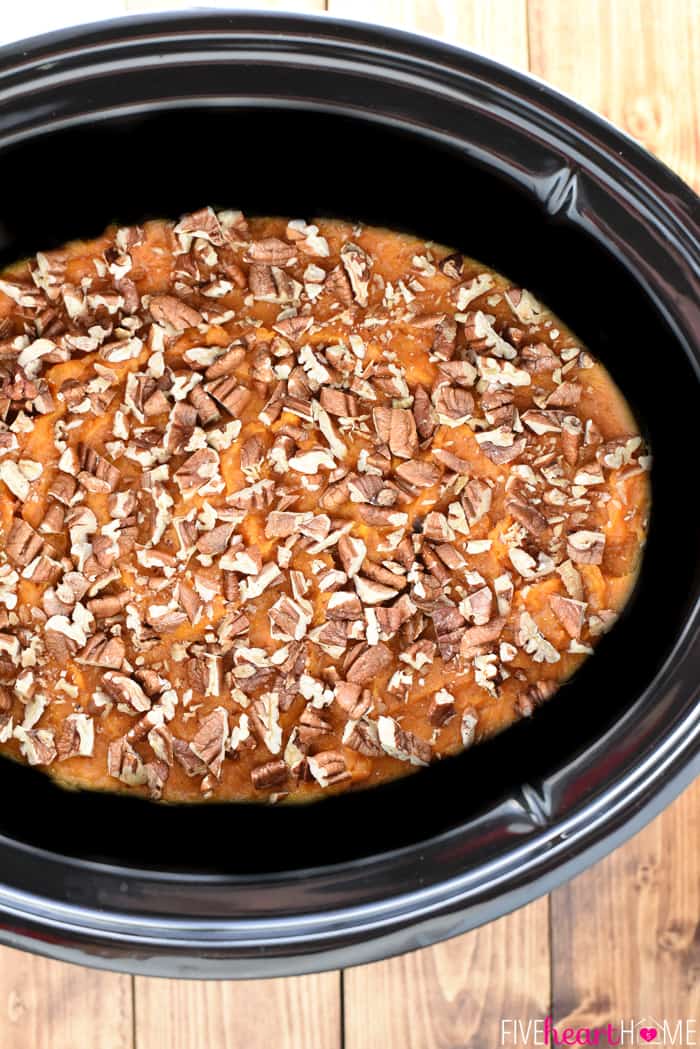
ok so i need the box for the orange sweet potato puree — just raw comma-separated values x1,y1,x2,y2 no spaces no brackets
0,212,649,802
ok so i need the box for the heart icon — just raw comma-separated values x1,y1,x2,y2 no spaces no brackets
639,1029,657,1043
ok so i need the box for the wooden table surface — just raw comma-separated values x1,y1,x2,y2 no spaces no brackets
0,2,698,1047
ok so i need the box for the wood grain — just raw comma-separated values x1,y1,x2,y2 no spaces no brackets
133,972,341,1049
327,4,552,1045
0,947,132,1049
550,784,700,1035
124,7,337,1049
530,0,700,1037
528,0,700,190
344,901,550,1049
328,0,530,69
0,4,698,1049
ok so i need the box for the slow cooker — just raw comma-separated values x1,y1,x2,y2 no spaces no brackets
0,11,698,978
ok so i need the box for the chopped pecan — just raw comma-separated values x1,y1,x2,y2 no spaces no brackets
434,384,474,419
5,519,44,566
204,376,252,416
324,264,354,305
567,530,605,565
373,407,418,459
191,707,228,779
56,713,94,760
149,294,203,330
516,680,557,718
249,265,299,303
412,384,438,441
546,381,581,408
245,237,296,265
78,444,121,492
102,671,151,712
478,433,527,465
346,642,393,684
550,594,586,639
506,497,548,537
431,603,466,660
308,750,352,787
429,688,456,727
340,242,372,306
15,727,56,766
87,592,130,618
342,718,382,756
377,716,431,766
205,345,245,380
189,382,221,426
459,617,506,660
395,459,440,488
431,316,457,360
320,387,359,417
173,448,220,495
334,681,371,719
251,759,288,790
172,737,208,778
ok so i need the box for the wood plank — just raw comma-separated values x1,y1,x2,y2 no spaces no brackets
531,0,700,1034
344,900,550,1049
124,9,337,1048
133,971,341,1049
0,947,132,1049
528,0,700,190
327,0,530,69
550,783,700,1033
324,5,551,1045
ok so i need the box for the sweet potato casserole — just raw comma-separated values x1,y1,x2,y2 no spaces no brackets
0,209,650,802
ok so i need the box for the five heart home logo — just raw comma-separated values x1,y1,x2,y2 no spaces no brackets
500,1016,698,1045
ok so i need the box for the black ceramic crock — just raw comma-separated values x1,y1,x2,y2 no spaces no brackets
0,11,698,979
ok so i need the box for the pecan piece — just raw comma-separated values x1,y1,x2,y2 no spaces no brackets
324,264,354,305
567,530,605,565
506,497,548,537
204,345,245,380
245,237,296,265
191,707,228,779
434,384,474,419
516,680,557,718
459,617,506,660
429,689,456,727
377,716,431,766
346,642,393,684
102,671,151,712
5,518,44,566
431,603,467,661
78,444,121,492
550,594,586,639
149,294,203,330
56,713,94,760
431,316,457,360
308,750,352,787
412,384,437,441
15,727,56,767
251,759,288,791
334,681,372,719
320,387,359,417
340,242,372,306
342,718,382,757
373,406,418,459
204,376,252,417
395,459,440,488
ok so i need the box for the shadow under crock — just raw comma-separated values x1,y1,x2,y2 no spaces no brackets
0,106,696,878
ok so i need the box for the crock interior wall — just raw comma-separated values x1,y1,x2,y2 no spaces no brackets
0,107,695,875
